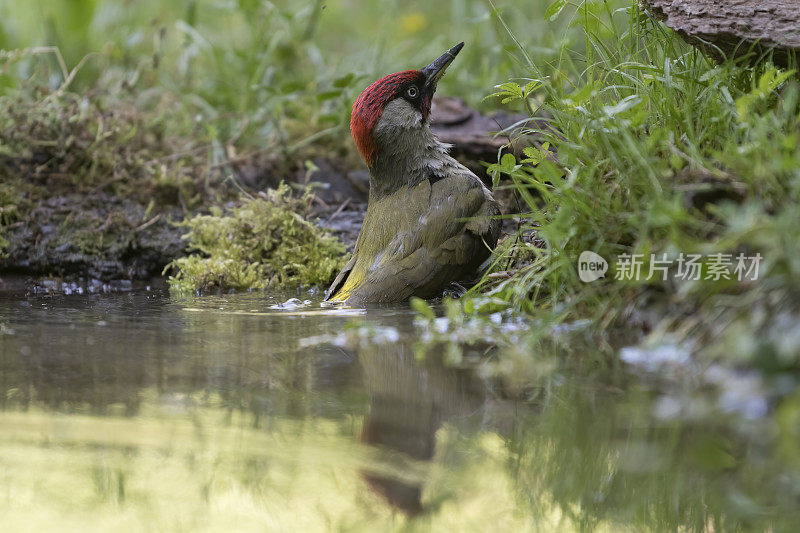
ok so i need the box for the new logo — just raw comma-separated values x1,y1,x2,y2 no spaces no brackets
578,251,608,282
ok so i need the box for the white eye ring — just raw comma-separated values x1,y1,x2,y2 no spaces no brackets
406,85,418,98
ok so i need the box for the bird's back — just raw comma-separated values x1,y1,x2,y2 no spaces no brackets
326,161,500,304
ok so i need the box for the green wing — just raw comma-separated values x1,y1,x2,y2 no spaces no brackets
343,171,500,304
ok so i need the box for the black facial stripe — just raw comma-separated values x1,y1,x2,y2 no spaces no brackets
401,83,421,107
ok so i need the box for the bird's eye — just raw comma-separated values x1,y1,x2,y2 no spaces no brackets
406,85,419,98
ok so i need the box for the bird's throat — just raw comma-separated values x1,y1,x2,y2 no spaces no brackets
368,119,450,199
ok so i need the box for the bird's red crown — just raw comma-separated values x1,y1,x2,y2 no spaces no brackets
350,70,428,166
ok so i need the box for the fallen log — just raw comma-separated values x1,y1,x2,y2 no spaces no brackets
641,0,800,68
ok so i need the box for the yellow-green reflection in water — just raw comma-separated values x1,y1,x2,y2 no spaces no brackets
0,289,798,531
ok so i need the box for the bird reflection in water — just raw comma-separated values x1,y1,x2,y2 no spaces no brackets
355,332,487,515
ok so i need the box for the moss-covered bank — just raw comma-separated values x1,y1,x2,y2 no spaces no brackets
0,87,347,287
0,90,209,279
165,185,345,294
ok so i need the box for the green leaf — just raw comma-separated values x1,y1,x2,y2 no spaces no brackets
602,95,642,117
410,297,435,320
491,168,501,189
500,153,517,171
544,0,567,21
462,298,475,314
523,80,543,95
316,90,341,101
280,81,305,93
758,69,794,93
332,73,354,88
522,143,552,166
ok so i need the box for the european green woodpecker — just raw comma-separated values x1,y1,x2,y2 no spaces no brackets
325,42,501,305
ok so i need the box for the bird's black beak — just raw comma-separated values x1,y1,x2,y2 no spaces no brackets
420,42,464,95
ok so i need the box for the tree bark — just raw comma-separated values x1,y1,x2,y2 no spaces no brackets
641,0,800,68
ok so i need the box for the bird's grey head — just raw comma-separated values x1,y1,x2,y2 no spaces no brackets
349,42,464,169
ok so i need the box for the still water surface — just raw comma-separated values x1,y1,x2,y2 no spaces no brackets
0,287,798,531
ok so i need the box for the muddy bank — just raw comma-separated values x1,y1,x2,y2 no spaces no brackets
2,192,184,279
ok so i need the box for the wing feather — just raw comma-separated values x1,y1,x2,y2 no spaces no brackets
323,253,357,302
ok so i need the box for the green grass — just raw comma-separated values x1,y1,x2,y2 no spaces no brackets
0,0,568,167
469,2,800,368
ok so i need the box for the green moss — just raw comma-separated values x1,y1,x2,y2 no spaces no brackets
0,87,224,277
0,90,209,207
165,184,346,294
0,182,23,258
0,183,20,225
